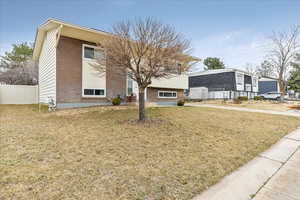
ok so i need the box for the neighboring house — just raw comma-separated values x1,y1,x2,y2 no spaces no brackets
258,76,280,94
32,19,189,108
188,68,259,99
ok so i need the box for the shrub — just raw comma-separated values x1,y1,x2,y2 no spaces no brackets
177,99,185,106
237,96,248,101
254,96,264,101
112,97,121,106
233,99,242,104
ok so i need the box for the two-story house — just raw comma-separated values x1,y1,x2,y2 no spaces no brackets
32,19,190,108
188,68,258,99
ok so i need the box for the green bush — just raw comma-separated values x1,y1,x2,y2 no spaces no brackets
112,97,121,106
237,96,248,101
177,99,185,106
254,96,264,101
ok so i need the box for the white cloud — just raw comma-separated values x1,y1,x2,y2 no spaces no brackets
192,29,269,72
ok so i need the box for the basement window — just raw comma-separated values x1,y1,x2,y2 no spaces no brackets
158,91,177,98
84,89,105,96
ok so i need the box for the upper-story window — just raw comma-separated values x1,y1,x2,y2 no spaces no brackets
236,73,244,85
253,77,257,87
84,47,95,59
83,45,104,60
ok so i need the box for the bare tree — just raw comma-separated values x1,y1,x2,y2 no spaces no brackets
0,60,38,85
93,18,197,121
267,25,300,100
256,60,276,78
244,62,258,75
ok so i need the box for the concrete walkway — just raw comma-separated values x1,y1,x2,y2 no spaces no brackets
193,128,300,200
186,104,300,118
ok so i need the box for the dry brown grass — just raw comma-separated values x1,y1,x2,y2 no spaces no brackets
1,105,300,200
196,100,299,112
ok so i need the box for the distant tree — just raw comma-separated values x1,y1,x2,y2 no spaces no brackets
244,63,258,75
0,43,37,85
288,53,300,91
93,18,196,121
1,43,33,69
266,25,300,100
203,57,225,70
256,60,275,77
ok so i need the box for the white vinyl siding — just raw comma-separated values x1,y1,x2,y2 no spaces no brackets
82,44,106,97
236,72,244,91
38,28,58,104
149,74,188,89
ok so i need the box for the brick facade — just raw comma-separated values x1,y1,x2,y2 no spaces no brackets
56,36,126,103
56,36,184,105
146,87,184,102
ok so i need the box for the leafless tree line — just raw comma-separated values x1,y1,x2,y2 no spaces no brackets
0,60,38,85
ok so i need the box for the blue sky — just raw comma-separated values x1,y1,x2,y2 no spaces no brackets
1,0,300,71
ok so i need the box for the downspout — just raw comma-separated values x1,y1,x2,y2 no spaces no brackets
55,24,63,108
55,24,63,48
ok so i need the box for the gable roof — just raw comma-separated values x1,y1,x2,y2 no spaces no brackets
189,68,256,77
33,19,114,60
33,19,200,63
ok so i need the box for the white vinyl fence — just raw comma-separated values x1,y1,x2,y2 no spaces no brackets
0,85,38,104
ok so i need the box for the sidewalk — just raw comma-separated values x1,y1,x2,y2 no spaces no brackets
192,128,300,200
186,104,300,118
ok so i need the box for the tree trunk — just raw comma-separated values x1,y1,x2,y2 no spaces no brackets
138,87,146,121
279,79,285,102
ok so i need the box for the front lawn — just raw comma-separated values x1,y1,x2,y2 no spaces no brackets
1,105,300,200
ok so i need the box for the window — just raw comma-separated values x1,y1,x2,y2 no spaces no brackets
83,45,105,59
127,75,133,96
236,73,243,85
253,78,257,87
84,89,105,96
84,89,94,95
95,89,105,96
158,91,177,98
84,47,94,59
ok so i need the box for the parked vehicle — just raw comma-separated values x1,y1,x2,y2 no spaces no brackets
259,92,281,100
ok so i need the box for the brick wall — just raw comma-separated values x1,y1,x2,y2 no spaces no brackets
56,36,126,103
147,87,184,102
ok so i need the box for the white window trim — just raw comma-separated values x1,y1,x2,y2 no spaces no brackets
82,44,103,61
126,73,133,96
236,73,244,85
157,90,177,98
82,88,106,98
82,44,106,98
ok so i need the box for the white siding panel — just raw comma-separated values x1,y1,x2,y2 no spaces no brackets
38,28,58,104
149,74,188,89
82,59,106,97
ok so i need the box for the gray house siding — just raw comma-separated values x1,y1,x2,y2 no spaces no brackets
258,81,278,94
189,72,236,91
